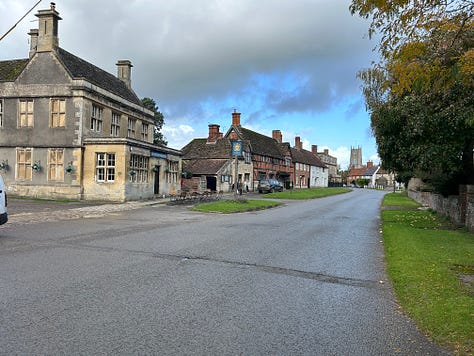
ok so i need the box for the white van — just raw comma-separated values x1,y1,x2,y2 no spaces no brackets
0,174,7,225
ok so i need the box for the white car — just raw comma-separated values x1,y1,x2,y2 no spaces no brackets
0,174,7,225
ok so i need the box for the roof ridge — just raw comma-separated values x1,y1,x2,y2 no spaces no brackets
55,47,141,105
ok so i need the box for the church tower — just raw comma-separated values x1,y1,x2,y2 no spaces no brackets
350,146,362,169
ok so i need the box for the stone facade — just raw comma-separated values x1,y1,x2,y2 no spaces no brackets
0,4,181,202
408,179,474,232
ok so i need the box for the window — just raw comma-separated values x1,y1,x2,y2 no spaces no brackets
48,149,64,181
0,99,3,127
166,160,179,183
19,99,34,127
50,99,66,127
96,153,115,182
244,151,251,164
90,104,103,132
111,112,120,137
16,148,32,180
127,118,136,138
285,158,291,166
129,154,149,183
141,123,149,141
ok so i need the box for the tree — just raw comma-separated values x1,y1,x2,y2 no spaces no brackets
141,97,168,146
351,0,474,194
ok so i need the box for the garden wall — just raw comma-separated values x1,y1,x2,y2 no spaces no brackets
408,179,474,232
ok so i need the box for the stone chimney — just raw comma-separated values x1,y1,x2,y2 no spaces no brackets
35,3,62,52
295,136,303,149
311,145,318,154
232,109,241,126
28,29,39,58
207,124,221,143
272,130,282,143
367,161,373,168
116,60,133,89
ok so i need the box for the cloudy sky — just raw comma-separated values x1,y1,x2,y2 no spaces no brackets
1,0,380,169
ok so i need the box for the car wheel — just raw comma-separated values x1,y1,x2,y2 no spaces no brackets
270,188,274,193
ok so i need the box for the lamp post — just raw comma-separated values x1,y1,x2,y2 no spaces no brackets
231,141,242,197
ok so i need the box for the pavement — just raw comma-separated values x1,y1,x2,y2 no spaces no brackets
4,191,261,225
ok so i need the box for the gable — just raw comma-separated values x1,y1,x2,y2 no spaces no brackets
56,48,141,105
17,52,71,85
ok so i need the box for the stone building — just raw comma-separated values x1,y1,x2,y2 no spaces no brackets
313,145,341,185
0,4,181,201
181,124,253,193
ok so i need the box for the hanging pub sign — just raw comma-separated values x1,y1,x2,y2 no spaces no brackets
231,141,243,156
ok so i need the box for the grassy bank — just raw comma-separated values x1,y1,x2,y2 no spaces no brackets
382,193,474,355
192,199,282,213
263,187,351,199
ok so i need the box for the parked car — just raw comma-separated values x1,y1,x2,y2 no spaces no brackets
0,174,7,225
257,179,284,193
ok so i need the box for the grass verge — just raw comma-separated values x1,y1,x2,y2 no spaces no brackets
262,187,351,199
192,199,282,213
382,193,474,355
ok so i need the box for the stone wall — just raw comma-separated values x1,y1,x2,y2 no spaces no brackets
408,179,474,232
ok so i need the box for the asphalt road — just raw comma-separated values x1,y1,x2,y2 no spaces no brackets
0,190,450,355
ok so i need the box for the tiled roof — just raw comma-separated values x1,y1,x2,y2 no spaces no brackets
183,159,228,175
56,47,141,105
0,59,29,81
291,147,326,168
182,138,233,159
237,127,283,158
348,167,366,177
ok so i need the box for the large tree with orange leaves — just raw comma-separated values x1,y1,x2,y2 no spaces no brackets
351,0,474,193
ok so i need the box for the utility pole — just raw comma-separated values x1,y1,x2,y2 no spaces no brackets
0,0,42,42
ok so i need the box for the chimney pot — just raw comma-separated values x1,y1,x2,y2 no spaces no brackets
311,145,318,154
272,130,282,143
116,60,133,89
35,4,62,52
232,110,241,126
28,29,39,58
207,124,220,143
295,136,302,149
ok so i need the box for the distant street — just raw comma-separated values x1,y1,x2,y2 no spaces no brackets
0,190,450,355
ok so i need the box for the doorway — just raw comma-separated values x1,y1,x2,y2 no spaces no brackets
154,167,160,194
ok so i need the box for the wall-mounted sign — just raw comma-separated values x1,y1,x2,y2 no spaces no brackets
151,151,168,159
231,141,243,156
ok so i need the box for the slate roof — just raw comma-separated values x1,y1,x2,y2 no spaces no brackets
348,165,380,177
0,49,142,106
364,165,379,176
290,147,326,168
56,47,141,105
0,59,29,81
